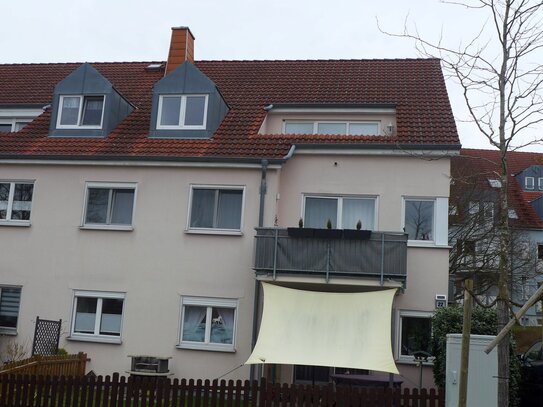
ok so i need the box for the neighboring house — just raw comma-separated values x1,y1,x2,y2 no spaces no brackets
450,149,543,324
0,27,459,388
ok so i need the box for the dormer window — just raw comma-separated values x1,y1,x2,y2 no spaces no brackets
283,121,380,136
157,94,208,130
57,95,105,129
526,176,535,190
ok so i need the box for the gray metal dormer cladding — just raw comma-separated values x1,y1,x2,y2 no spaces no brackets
515,165,543,191
49,63,134,137
149,61,229,138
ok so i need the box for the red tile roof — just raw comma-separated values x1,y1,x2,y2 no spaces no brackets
452,149,543,229
0,59,459,160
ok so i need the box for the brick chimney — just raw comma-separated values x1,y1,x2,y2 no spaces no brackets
165,27,195,75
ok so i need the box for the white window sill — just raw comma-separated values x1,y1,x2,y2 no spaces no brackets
185,229,243,236
396,357,435,366
0,221,31,227
407,241,450,249
67,335,122,345
56,125,103,130
80,225,134,232
0,328,18,336
176,343,236,353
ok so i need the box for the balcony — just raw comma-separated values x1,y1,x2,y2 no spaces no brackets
254,228,408,283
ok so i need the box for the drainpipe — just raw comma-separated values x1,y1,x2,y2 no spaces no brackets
250,159,268,383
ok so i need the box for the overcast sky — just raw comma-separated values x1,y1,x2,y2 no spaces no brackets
3,0,543,151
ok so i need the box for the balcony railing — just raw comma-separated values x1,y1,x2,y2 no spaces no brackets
254,228,408,283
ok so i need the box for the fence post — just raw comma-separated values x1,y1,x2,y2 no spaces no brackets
77,352,87,376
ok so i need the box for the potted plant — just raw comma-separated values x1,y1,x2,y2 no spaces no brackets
287,218,315,238
343,219,372,240
314,218,343,238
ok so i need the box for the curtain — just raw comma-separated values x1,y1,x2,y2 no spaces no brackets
342,198,374,230
182,306,207,342
110,189,134,225
81,96,104,126
210,307,234,344
60,97,80,125
317,123,346,135
217,190,242,229
190,189,215,228
305,198,337,228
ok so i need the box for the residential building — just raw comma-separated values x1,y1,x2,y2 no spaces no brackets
0,27,459,388
450,149,543,324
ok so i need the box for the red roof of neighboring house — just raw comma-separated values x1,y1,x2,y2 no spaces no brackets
452,149,543,229
0,59,459,161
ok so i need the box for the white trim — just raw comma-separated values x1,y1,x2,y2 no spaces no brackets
526,176,535,190
186,184,246,233
157,94,208,130
271,107,396,114
56,95,106,129
283,120,381,136
0,180,34,225
402,196,449,246
396,310,434,362
81,182,137,229
0,108,43,119
178,296,238,352
293,148,460,157
0,118,33,132
69,290,125,343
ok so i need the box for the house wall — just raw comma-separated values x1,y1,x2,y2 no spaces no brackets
0,163,280,379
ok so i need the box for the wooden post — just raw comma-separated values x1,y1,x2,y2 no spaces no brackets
78,352,87,376
458,279,473,407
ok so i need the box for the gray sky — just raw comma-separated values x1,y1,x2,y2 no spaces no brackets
3,0,543,151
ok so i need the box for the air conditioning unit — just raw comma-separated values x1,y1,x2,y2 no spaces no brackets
435,294,447,309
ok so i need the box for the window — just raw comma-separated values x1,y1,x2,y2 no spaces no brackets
0,287,21,333
70,291,125,343
539,178,543,190
0,182,34,224
83,183,136,229
303,195,376,229
188,186,244,232
157,95,208,129
0,120,31,132
399,311,433,359
483,202,494,219
526,176,535,190
468,201,479,215
284,121,380,136
488,178,502,188
179,297,237,352
538,244,543,260
404,199,434,241
57,95,105,128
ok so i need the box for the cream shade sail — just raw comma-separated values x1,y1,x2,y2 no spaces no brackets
246,283,399,374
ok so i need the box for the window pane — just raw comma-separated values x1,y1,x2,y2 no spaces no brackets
81,96,104,126
85,188,110,224
342,198,374,230
110,189,134,225
284,122,314,134
401,317,432,356
0,183,10,220
190,189,216,228
75,297,97,334
11,184,33,221
160,96,181,126
349,123,379,136
0,124,12,132
404,200,434,241
217,190,242,229
210,307,235,344
294,365,331,383
317,123,347,135
60,97,80,125
182,306,207,342
305,197,338,228
100,298,123,336
184,96,206,126
0,288,21,329
14,122,28,132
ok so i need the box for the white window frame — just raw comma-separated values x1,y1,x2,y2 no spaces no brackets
301,194,378,230
81,182,137,231
0,119,32,132
397,310,434,362
69,290,125,344
487,178,502,188
283,120,381,136
0,285,22,334
538,177,543,190
178,296,238,352
526,176,535,190
56,95,106,129
186,184,245,235
0,180,34,226
156,94,209,130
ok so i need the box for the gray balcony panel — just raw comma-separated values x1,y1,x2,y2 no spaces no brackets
254,228,408,281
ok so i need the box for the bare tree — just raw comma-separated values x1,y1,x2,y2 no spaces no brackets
382,2,543,405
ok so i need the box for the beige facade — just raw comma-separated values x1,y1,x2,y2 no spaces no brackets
1,148,451,387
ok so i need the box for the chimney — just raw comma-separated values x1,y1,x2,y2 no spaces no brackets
165,27,195,75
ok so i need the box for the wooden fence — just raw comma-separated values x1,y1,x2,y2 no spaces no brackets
0,353,88,377
0,373,445,406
